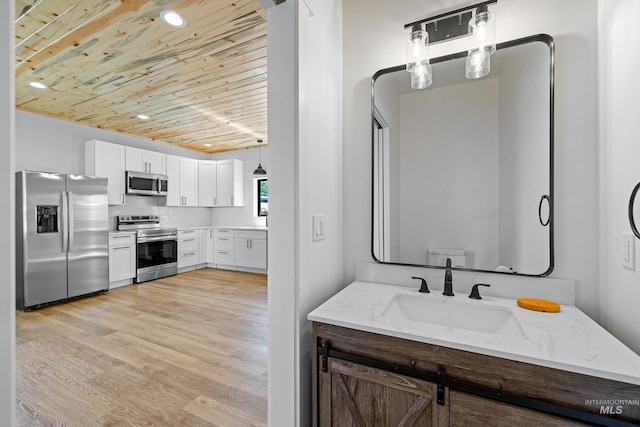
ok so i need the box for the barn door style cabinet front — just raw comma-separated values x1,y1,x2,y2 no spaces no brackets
312,323,640,427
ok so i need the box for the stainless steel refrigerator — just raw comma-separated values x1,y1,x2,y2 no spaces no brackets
16,171,109,310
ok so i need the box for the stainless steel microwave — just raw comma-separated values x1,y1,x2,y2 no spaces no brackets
126,171,168,196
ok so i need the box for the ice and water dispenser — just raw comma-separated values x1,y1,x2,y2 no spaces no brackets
36,205,58,233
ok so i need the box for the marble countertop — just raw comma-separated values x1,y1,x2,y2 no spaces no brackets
308,281,640,386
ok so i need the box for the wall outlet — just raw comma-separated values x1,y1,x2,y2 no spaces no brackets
313,215,325,241
621,233,635,270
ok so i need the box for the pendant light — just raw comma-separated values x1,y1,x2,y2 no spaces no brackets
253,139,267,175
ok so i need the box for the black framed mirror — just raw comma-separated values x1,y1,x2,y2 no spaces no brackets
371,34,554,277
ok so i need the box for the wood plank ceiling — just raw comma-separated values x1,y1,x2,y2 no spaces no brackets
14,0,267,154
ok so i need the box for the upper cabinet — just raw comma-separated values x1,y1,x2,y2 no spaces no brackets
85,140,126,205
198,159,244,207
217,159,244,207
125,146,167,175
198,161,218,207
166,155,199,206
85,140,243,208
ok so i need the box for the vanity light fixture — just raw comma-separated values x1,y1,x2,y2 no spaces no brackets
136,114,149,120
405,23,432,90
160,10,186,28
253,139,267,175
28,81,48,89
466,4,497,79
404,0,498,87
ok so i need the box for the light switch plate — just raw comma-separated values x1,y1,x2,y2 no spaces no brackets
621,233,635,270
313,215,325,241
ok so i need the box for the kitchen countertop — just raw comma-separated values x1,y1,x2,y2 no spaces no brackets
109,230,136,235
212,226,268,231
176,226,267,231
308,280,640,386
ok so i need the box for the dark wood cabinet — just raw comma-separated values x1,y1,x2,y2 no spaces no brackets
312,322,640,427
319,358,446,426
448,390,589,426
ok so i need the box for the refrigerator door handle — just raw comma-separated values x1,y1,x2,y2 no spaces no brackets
67,191,74,252
61,191,68,253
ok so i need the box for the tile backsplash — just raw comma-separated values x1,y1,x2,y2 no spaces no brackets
109,195,211,230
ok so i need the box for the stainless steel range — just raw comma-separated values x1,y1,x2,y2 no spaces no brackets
117,215,177,283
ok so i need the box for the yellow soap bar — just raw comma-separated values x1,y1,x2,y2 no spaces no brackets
517,298,561,312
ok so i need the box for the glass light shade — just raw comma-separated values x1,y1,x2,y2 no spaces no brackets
406,25,432,89
468,10,496,56
406,27,430,68
410,63,432,89
466,49,491,79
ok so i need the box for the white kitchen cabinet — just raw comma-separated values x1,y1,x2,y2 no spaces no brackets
198,228,213,265
85,140,126,205
216,159,244,206
178,229,200,268
206,228,214,264
234,230,267,269
198,161,218,207
125,146,166,175
166,155,199,206
108,233,136,283
213,229,235,266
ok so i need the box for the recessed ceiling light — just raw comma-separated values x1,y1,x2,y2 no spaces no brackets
204,144,212,147
160,10,186,28
28,81,48,89
137,114,149,120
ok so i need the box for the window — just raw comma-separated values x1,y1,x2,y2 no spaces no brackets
257,178,268,216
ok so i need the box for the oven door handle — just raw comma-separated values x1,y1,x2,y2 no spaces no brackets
137,235,178,243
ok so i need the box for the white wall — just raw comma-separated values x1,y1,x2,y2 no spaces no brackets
267,1,344,425
398,79,499,268
344,0,599,320
0,0,15,424
598,0,640,353
296,0,343,422
266,2,298,425
15,110,209,174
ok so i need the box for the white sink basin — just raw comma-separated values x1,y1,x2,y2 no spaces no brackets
381,294,528,340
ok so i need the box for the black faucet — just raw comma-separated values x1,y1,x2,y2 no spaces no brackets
469,283,490,299
412,276,430,293
443,258,454,296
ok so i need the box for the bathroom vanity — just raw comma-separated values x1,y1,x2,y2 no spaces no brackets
309,281,640,426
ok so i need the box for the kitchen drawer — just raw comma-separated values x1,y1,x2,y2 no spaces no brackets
109,233,135,246
178,229,199,238
214,250,235,265
215,236,234,251
214,229,235,239
178,251,198,268
235,230,267,240
179,236,199,253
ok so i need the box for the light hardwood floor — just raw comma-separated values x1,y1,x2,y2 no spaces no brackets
16,269,268,426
